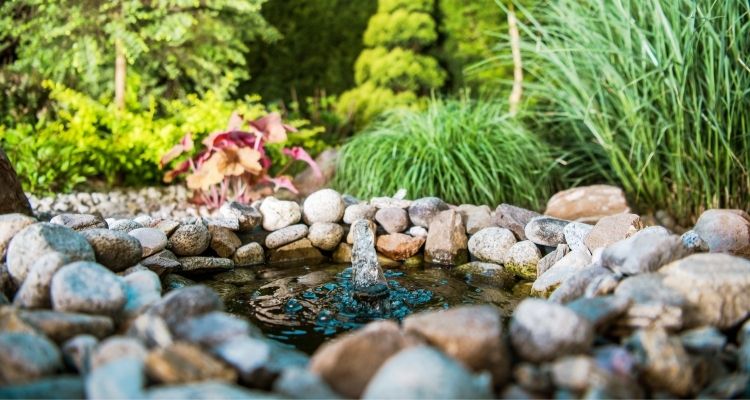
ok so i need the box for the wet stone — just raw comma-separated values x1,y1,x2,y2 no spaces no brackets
169,223,210,256
81,228,143,272
50,213,107,231
332,242,353,263
233,242,265,267
0,332,62,385
468,227,516,264
145,342,237,384
408,197,449,228
177,256,233,275
265,224,309,249
208,225,241,258
50,261,126,317
504,240,542,281
455,262,516,287
19,310,114,343
128,227,168,258
161,273,196,291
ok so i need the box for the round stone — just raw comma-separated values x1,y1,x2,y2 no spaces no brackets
374,207,410,234
307,223,345,251
504,240,542,280
303,189,345,224
107,219,144,233
6,223,95,285
233,243,265,267
524,216,570,247
468,227,516,264
693,209,750,256
260,197,301,231
13,252,70,309
407,197,449,228
128,228,168,258
265,224,309,249
81,229,143,272
0,332,62,385
343,204,377,225
50,261,126,316
0,213,36,259
169,224,210,256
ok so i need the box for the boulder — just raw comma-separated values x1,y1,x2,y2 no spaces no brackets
544,185,629,223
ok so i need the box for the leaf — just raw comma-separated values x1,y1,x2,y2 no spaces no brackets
163,159,191,183
226,112,244,131
249,112,295,144
159,132,193,167
264,175,299,194
283,146,323,179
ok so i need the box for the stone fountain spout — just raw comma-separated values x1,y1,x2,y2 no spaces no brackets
351,219,389,300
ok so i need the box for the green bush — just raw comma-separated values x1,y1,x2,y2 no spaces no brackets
363,10,437,48
336,82,420,130
497,0,750,222
334,97,554,208
378,0,432,14
355,47,446,92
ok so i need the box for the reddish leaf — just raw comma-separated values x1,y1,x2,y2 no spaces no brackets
283,147,323,179
160,133,193,168
263,175,299,194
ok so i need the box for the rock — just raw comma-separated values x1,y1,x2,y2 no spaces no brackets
161,273,195,291
0,148,31,215
550,356,604,392
267,238,324,266
332,243,352,263
601,226,687,275
583,213,642,251
537,244,569,277
173,311,257,347
681,230,709,252
233,243,265,267
407,225,427,238
0,375,84,399
307,222,344,251
698,374,750,399
303,189,345,224
627,327,694,396
403,305,509,385
207,226,241,258
458,204,494,234
146,342,237,384
343,204,377,224
455,262,514,287
127,314,173,349
80,229,143,272
154,219,181,237
273,367,341,399
566,295,631,331
680,326,726,355
661,253,750,329
213,268,255,285
504,240,542,280
6,223,95,285
467,227,515,265
169,223,210,256
0,332,62,385
0,214,36,260
425,210,468,265
108,219,144,233
562,222,592,254
510,298,594,362
61,334,97,374
693,209,750,256
141,250,181,275
121,269,162,319
50,213,107,231
18,310,113,343
219,201,262,232
204,216,240,231
524,216,569,247
266,224,309,249
212,336,308,388
177,257,234,275
128,228,168,258
145,382,268,399
362,346,493,399
370,196,411,209
51,261,126,316
494,204,540,241
407,197,449,228
613,273,686,332
376,233,425,261
350,219,387,294
146,285,223,330
310,320,410,398
86,357,145,399
13,252,69,308
531,248,591,294
545,185,629,223
91,336,148,369
260,197,301,231
547,264,614,304
374,207,410,234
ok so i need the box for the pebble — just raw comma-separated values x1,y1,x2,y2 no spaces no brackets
145,342,237,384
524,216,569,247
376,233,425,260
504,240,542,280
374,207,410,234
50,261,126,316
233,242,265,266
0,332,62,385
219,201,262,232
50,213,107,231
177,257,233,275
0,213,36,259
128,228,168,258
303,189,345,224
407,197,449,228
168,223,210,256
260,197,301,231
18,310,114,344
693,209,750,256
425,210,468,265
81,229,143,272
343,204,377,224
207,226,241,258
583,213,642,251
308,222,345,251
266,224,309,249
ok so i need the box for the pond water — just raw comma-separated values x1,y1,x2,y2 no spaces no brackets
201,263,524,354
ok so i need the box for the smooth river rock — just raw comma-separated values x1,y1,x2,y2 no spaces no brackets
168,223,210,256
468,227,516,264
693,209,750,256
343,204,377,224
0,213,36,260
50,261,126,317
265,224,309,249
504,240,542,280
0,332,62,385
308,222,345,251
260,197,301,231
584,213,642,251
81,229,143,272
494,204,540,240
544,185,629,223
524,216,569,247
302,189,345,224
128,228,168,258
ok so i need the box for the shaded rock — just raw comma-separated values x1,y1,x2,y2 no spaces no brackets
0,213,36,259
147,285,223,330
510,298,594,362
62,334,97,374
562,222,592,254
548,265,613,304
584,213,643,251
566,295,631,331
154,219,181,237
680,326,726,355
601,226,687,275
455,262,514,287
128,227,168,258
13,252,69,308
661,253,750,329
627,327,694,396
408,197,449,228
273,367,341,399
141,249,181,275
161,273,195,291
614,274,686,332
343,204,377,224
505,240,542,281
376,233,424,261
146,382,269,399
524,216,569,247
267,238,324,266
693,209,750,256
545,185,629,223
260,197,301,231
212,336,308,388
0,332,62,385
403,305,510,385
81,228,142,272
468,227,515,264
146,342,237,384
121,269,161,319
173,311,257,347
458,204,494,234
91,336,148,369
407,225,427,238
362,346,493,399
219,201,262,232
214,268,255,285
375,207,410,234
108,219,144,233
494,204,540,240
50,213,107,231
127,313,173,349
169,223,210,256
6,222,95,285
303,189,345,224
0,375,83,399
537,243,569,277
177,256,234,275
512,362,553,394
266,224,309,249
424,210,468,265
370,196,411,209
233,242,265,267
309,320,410,398
19,310,113,343
86,357,145,399
51,261,126,316
307,222,344,251
207,226,241,258
532,248,591,295
332,242,353,264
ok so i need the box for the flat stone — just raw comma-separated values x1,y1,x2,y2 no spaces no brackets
693,209,750,256
267,238,324,266
128,228,168,258
303,189,345,224
260,197,301,231
146,285,223,330
494,204,540,240
375,207,410,234
208,226,241,258
61,334,98,375
532,248,591,294
212,336,308,388
425,210,468,265
18,310,113,343
370,197,411,209
50,213,107,231
627,327,694,396
233,242,265,266
408,197,449,228
343,204,377,224
173,311,257,347
524,216,569,247
601,226,687,275
562,222,593,254
545,185,629,223
505,240,542,280
454,262,515,287
0,213,36,260
458,204,494,234
376,233,425,261
146,342,237,384
81,229,142,272
265,224,309,249
0,332,62,385
583,213,643,251
0,375,84,399
13,252,69,308
219,201,262,232
141,250,181,275
510,298,594,362
169,223,210,256
6,223,95,285
177,257,233,275
108,219,143,233
308,222,344,251
50,261,126,316
403,305,509,385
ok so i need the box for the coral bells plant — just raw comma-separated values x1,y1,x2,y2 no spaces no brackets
161,112,322,208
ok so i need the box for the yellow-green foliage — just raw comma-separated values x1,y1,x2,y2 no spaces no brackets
363,10,437,48
355,48,446,92
378,0,432,13
336,82,420,130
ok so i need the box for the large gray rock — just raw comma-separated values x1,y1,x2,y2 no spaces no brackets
343,204,377,224
303,189,345,224
308,222,344,251
233,242,265,267
81,229,142,272
408,197,449,228
266,224,309,249
6,223,95,285
510,299,594,362
212,336,308,388
146,285,223,330
601,226,687,275
19,310,113,344
13,252,69,308
544,185,629,223
693,209,750,256
128,228,168,258
504,240,542,280
454,262,515,287
362,346,493,399
0,213,36,260
425,210,468,265
494,204,540,240
86,357,145,399
627,328,694,396
583,213,642,251
169,223,210,256
375,207,410,234
524,216,569,247
173,311,257,347
0,332,62,385
121,269,162,319
531,248,591,294
51,261,126,317
219,201,262,232
468,227,516,264
260,197,301,231
458,204,494,234
50,213,107,231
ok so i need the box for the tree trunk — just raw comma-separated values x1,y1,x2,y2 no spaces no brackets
507,5,523,116
0,147,31,215
114,38,126,110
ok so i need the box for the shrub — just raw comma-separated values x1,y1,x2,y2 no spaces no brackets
494,0,750,222
354,47,446,92
334,97,554,208
363,10,437,48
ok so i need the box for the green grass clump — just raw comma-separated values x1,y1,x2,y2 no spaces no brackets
490,0,750,222
334,97,554,208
